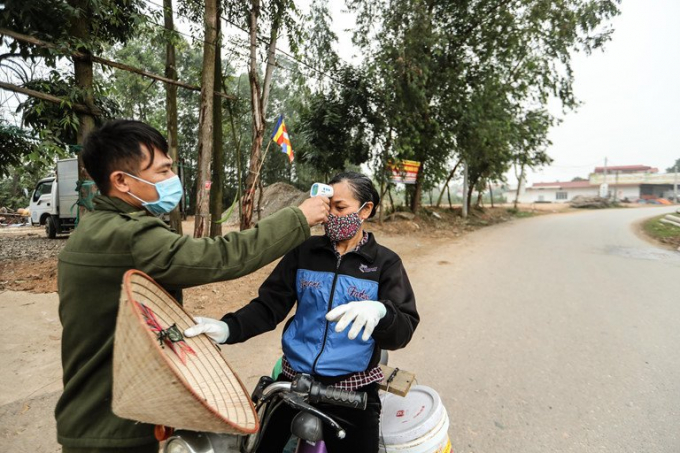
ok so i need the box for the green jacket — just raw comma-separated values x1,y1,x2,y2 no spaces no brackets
56,195,310,448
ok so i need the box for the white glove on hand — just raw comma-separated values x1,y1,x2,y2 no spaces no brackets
184,316,230,344
325,301,387,341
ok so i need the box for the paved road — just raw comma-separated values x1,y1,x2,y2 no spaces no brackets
3,206,679,453
393,206,680,453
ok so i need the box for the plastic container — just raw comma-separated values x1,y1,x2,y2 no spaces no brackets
379,385,452,453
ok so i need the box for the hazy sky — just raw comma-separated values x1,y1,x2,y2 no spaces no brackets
528,0,680,184
326,1,680,185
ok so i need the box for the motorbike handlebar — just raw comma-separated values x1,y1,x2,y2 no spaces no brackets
257,373,368,411
309,383,368,410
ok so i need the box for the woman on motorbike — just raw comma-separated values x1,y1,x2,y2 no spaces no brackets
186,171,419,453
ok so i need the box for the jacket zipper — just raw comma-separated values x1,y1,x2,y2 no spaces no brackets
311,254,342,374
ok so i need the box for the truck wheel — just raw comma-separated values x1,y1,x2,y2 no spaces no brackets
46,216,58,239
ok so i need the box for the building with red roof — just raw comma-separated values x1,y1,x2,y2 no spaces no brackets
507,165,678,204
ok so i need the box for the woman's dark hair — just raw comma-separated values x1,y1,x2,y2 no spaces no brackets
328,171,381,218
81,120,169,194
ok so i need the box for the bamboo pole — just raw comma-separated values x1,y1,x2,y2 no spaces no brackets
0,27,235,100
0,81,98,115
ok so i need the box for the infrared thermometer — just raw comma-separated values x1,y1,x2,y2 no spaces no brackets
310,183,333,197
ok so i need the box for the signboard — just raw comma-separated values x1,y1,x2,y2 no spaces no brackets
387,160,421,184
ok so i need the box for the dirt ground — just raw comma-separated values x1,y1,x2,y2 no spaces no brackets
0,202,560,295
0,202,563,452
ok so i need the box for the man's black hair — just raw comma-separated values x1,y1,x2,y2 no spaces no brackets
328,171,381,218
81,120,169,194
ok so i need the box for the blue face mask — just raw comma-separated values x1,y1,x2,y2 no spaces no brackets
124,173,183,216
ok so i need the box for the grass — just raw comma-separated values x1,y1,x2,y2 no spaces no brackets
642,215,680,249
506,207,535,218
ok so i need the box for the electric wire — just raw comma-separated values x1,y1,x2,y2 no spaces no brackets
142,0,357,91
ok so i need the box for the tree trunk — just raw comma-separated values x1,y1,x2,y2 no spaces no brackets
257,176,264,221
164,0,182,234
410,161,424,214
68,0,96,218
378,127,393,225
241,0,263,231
241,0,281,230
436,159,461,208
193,0,217,237
388,187,395,214
10,171,20,198
488,182,494,208
209,7,223,237
226,99,243,220
513,164,525,209
466,180,475,213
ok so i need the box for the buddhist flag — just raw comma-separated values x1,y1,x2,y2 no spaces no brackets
271,115,294,163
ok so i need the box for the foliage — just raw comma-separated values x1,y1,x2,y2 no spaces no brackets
1,0,623,220
0,0,150,56
666,159,680,173
0,121,37,178
15,70,120,163
296,66,377,177
0,162,47,210
1,0,155,163
100,25,169,128
0,119,51,210
348,0,621,211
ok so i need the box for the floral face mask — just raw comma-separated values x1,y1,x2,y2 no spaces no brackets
324,202,367,242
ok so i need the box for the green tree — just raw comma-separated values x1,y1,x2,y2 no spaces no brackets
16,70,120,162
348,0,620,213
297,66,377,178
0,120,37,178
2,0,152,216
0,162,47,210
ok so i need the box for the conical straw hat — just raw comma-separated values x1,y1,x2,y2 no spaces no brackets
112,270,258,434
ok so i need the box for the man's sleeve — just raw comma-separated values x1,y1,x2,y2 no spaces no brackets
372,259,420,350
130,206,310,289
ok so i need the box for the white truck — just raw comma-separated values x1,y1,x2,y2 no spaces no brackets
29,158,80,238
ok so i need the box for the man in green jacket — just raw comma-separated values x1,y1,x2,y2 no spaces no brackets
55,120,329,453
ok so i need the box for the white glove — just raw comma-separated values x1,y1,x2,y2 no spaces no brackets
325,301,387,341
184,316,230,344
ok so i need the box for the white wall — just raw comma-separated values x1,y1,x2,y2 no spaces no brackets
517,186,599,203
612,186,640,201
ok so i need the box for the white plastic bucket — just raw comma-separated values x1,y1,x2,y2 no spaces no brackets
379,385,452,453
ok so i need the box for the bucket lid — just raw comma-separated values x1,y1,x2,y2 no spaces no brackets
380,385,445,445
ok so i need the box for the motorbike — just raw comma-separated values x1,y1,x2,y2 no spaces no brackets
163,372,367,453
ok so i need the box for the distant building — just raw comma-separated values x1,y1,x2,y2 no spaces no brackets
593,165,658,175
506,165,679,203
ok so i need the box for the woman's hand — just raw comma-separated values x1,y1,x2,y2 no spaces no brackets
184,316,230,344
325,301,387,341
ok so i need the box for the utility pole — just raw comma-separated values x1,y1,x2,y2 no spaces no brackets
462,160,468,218
614,170,619,202
674,164,678,204
601,157,609,199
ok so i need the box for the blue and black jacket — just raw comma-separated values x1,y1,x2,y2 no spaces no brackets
222,233,419,383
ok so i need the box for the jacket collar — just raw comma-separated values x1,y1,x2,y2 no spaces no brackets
312,231,379,263
93,195,146,215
